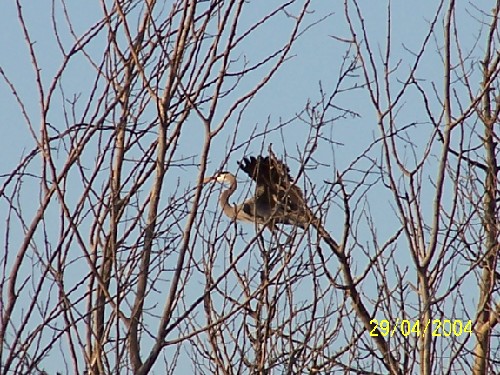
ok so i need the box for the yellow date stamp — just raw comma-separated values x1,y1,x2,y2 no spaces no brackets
369,318,473,337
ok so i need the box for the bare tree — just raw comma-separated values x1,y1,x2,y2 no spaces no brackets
0,1,314,373
0,0,498,374
336,0,499,374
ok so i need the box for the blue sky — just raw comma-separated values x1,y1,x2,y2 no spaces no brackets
0,1,452,173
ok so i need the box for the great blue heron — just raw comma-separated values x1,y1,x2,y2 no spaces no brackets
202,170,271,225
203,149,339,250
204,151,312,226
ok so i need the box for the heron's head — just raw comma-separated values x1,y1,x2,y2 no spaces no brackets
203,171,235,185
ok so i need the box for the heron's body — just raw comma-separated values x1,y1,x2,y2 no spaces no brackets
204,149,313,228
204,147,339,255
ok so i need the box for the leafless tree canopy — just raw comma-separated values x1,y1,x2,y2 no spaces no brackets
0,0,498,374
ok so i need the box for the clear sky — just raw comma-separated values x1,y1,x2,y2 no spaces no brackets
1,1,450,170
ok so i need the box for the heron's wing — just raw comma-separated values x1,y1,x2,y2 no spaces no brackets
238,154,293,187
239,150,307,219
242,187,301,226
240,196,270,223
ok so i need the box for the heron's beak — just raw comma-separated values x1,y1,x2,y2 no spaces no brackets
203,176,215,184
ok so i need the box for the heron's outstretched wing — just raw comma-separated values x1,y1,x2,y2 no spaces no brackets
238,153,294,187
238,149,308,224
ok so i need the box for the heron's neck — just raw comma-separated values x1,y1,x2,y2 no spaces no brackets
219,182,237,220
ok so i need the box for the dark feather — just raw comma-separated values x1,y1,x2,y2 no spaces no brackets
238,155,294,186
238,150,308,226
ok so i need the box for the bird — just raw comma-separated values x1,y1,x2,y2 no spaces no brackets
205,150,311,223
203,150,300,225
202,170,271,225
203,147,340,251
